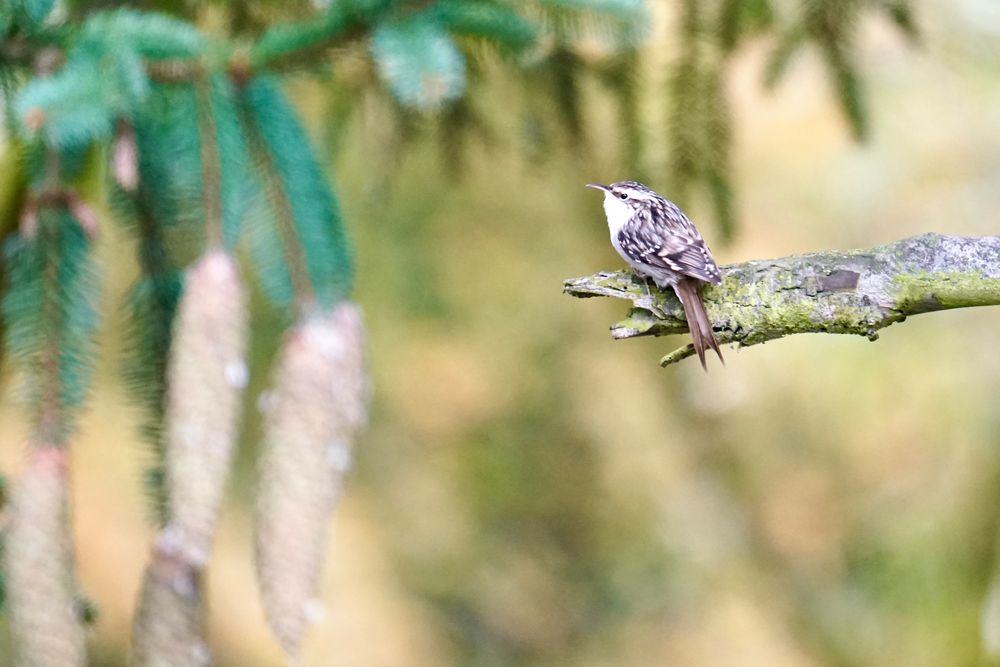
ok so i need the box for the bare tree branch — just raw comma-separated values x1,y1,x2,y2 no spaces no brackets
564,233,1000,366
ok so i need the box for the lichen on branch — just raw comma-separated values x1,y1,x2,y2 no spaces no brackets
564,233,1000,366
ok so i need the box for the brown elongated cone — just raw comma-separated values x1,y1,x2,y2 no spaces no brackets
131,534,210,667
164,250,248,566
4,446,86,667
254,302,369,660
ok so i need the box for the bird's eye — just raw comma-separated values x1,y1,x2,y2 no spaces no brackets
618,192,629,200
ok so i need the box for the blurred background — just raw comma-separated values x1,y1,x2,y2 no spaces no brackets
3,0,1000,665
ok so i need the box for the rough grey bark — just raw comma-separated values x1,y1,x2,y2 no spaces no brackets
564,233,1000,366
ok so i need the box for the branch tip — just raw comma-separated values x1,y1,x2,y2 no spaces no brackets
660,344,696,367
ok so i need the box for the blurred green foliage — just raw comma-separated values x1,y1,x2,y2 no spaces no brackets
3,208,99,443
0,472,5,610
4,1,1000,666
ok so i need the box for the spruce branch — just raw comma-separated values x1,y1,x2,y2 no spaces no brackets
668,0,737,240
0,137,98,667
430,0,538,53
121,196,181,525
236,76,352,312
133,75,249,666
4,205,99,444
118,81,201,523
564,234,1000,366
207,75,254,249
762,0,896,140
194,77,223,248
594,52,645,180
249,0,400,72
236,82,316,310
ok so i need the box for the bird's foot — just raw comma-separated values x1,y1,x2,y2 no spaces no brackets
633,274,667,318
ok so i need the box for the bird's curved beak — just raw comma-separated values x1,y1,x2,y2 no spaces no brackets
586,183,610,192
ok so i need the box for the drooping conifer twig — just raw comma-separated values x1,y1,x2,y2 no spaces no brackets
132,75,250,667
119,83,192,523
132,250,247,667
670,0,736,239
234,75,354,310
235,82,316,311
565,234,1000,366
2,148,100,666
232,72,370,657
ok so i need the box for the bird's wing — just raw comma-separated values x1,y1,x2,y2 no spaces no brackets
655,230,722,284
618,208,722,284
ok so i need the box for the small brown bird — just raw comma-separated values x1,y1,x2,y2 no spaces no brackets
587,180,723,369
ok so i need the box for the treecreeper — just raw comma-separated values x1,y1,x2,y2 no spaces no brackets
587,180,724,370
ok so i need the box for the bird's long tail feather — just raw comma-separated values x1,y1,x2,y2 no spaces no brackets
674,278,723,371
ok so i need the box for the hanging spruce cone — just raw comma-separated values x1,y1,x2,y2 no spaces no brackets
254,302,369,660
4,447,86,667
131,534,210,667
164,250,248,566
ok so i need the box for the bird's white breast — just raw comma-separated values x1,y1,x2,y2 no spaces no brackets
602,192,632,239
602,192,635,266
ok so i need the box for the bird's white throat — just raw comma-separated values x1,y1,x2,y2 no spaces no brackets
602,192,632,238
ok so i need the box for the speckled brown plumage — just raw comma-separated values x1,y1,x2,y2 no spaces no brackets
587,180,724,369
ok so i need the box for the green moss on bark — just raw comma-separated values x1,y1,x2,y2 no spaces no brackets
566,234,1000,366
